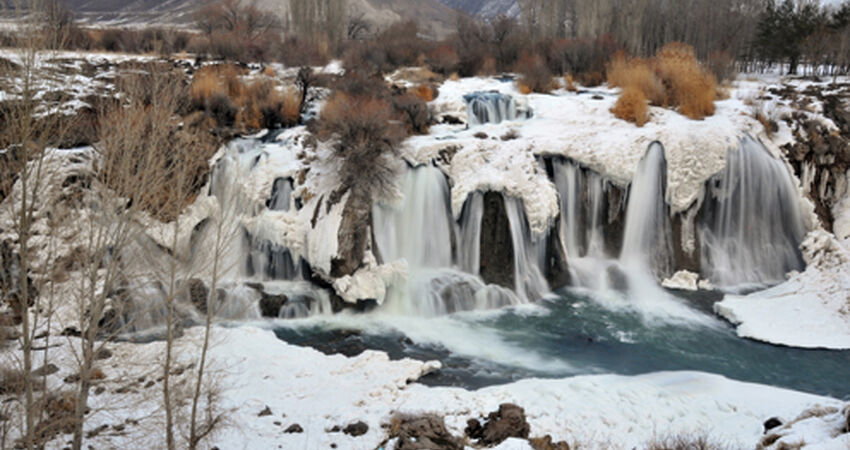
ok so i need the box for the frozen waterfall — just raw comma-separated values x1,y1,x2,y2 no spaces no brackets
464,91,531,126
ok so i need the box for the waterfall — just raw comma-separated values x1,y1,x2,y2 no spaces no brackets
373,167,521,316
699,137,806,289
373,166,455,269
620,142,673,276
268,177,293,211
552,159,610,259
504,197,550,302
458,192,483,274
464,91,530,126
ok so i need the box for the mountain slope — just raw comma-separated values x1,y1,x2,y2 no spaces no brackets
437,0,519,18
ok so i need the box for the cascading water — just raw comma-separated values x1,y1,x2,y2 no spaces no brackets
464,91,531,126
373,167,520,316
620,142,673,277
699,137,806,290
458,192,483,275
552,160,610,260
503,197,550,302
268,177,293,211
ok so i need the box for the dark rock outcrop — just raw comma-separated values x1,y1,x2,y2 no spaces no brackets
530,435,571,450
391,414,464,450
479,192,515,290
465,403,531,447
343,421,368,437
332,188,372,278
763,417,782,433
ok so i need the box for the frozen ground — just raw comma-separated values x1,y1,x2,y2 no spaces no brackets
7,325,843,450
716,230,850,350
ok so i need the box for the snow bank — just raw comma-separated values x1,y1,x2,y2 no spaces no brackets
715,230,850,349
406,76,773,230
760,404,850,449
27,325,840,450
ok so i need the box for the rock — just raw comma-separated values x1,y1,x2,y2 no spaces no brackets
530,435,571,450
332,188,372,278
258,292,288,318
763,417,783,433
284,424,303,433
342,421,368,437
465,403,531,447
391,414,464,450
32,363,59,377
95,348,113,360
258,406,273,417
182,279,210,314
61,327,81,337
479,192,515,290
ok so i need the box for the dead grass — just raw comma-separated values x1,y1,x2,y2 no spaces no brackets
412,84,437,102
607,43,717,125
655,43,716,119
611,84,649,126
646,433,731,450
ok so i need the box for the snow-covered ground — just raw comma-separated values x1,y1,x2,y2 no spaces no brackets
716,230,850,350
8,325,843,449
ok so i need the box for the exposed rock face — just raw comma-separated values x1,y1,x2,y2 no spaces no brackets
180,278,209,314
391,414,464,450
777,84,850,232
479,192,515,290
544,225,571,289
332,188,372,278
465,403,531,447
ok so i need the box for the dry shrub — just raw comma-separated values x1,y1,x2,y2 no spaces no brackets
318,92,404,199
655,43,716,119
412,84,437,102
646,433,730,450
607,53,664,105
516,53,554,93
612,84,649,126
564,74,577,92
393,93,431,135
428,44,460,75
99,73,219,221
606,43,716,124
190,65,242,108
0,367,27,395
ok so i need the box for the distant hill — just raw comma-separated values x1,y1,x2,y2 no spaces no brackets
436,0,519,19
50,0,471,38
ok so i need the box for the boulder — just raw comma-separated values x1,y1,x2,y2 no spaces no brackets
391,414,463,450
465,403,531,447
342,421,368,437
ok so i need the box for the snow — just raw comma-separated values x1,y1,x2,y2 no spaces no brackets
662,270,700,291
12,324,841,450
760,404,850,449
332,260,407,304
405,76,774,233
715,230,850,349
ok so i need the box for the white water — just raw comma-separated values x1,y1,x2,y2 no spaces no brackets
620,142,673,278
504,196,550,302
373,167,522,316
464,91,528,126
700,137,806,289
552,146,714,326
459,192,483,275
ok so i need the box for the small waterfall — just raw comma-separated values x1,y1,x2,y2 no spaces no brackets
699,137,806,289
504,196,550,302
373,166,454,269
374,167,521,316
268,177,293,211
458,192,483,274
620,142,673,276
552,159,610,259
463,91,530,126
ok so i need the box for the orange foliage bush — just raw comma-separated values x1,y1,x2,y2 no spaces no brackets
412,84,436,102
612,85,649,127
515,53,554,94
190,64,301,130
654,43,716,119
606,43,716,125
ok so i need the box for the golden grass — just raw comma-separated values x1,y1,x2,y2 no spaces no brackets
606,43,717,125
612,84,649,127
